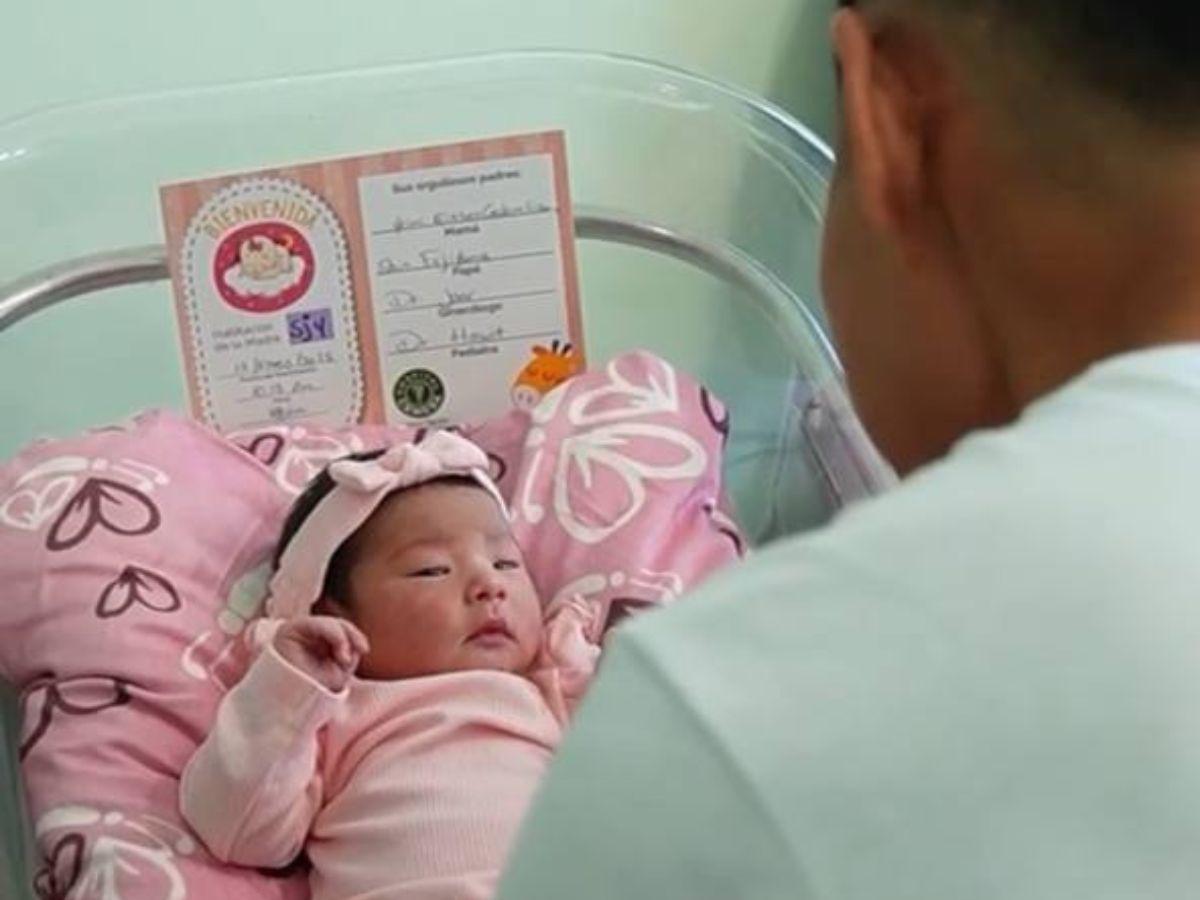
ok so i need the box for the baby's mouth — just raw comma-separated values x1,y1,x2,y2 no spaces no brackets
467,620,515,644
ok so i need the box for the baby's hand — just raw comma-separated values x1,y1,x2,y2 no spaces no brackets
273,616,370,693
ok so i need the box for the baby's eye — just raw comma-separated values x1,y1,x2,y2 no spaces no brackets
408,565,450,578
494,559,521,571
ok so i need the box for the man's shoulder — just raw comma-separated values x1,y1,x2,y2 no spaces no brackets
639,422,1063,639
622,390,1200,734
655,369,1200,642
635,344,1200,655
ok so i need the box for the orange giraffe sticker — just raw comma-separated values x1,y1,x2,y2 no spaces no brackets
511,340,583,410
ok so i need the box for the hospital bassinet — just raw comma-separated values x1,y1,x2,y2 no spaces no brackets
0,50,892,897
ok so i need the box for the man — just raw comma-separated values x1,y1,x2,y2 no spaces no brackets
498,2,1200,897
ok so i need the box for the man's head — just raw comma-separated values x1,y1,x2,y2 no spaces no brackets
822,0,1200,473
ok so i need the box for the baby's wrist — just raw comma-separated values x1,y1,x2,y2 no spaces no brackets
268,640,348,695
272,629,314,672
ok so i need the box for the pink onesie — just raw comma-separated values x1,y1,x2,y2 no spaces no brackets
180,610,596,900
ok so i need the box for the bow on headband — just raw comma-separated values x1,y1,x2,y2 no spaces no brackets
266,431,506,619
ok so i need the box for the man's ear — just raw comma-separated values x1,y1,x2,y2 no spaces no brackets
832,8,934,243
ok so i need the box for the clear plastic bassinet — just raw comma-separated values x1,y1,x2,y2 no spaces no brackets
0,50,893,896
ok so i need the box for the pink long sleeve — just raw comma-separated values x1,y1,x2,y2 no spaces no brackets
180,643,343,869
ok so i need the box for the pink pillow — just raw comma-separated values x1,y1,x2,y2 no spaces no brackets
510,350,743,639
0,412,307,900
0,351,742,900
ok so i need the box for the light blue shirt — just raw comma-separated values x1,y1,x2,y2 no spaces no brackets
498,345,1200,899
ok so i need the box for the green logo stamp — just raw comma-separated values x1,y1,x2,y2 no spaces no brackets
393,369,446,419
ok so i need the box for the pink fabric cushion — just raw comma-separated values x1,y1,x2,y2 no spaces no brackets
0,351,743,900
0,412,307,900
511,351,744,639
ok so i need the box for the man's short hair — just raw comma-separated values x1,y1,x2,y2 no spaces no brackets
843,1,1200,133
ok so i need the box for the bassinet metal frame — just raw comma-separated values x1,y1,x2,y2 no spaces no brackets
0,205,892,507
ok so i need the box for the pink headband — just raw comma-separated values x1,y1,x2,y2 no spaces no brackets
266,431,506,619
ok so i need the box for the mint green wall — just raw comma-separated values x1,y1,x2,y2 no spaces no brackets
0,0,836,136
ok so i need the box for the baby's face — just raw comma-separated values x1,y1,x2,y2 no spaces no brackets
339,481,543,680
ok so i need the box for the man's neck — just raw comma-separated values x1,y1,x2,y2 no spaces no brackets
984,170,1200,407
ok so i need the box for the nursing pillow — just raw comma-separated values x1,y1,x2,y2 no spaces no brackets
0,350,742,900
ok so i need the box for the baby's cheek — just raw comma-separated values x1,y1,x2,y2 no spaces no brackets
404,594,456,629
515,592,546,639
415,591,475,637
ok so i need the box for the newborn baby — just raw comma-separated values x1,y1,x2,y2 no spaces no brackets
180,431,597,900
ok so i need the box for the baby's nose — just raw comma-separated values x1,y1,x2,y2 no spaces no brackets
469,571,507,605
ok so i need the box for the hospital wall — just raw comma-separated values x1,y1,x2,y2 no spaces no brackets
0,0,837,136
